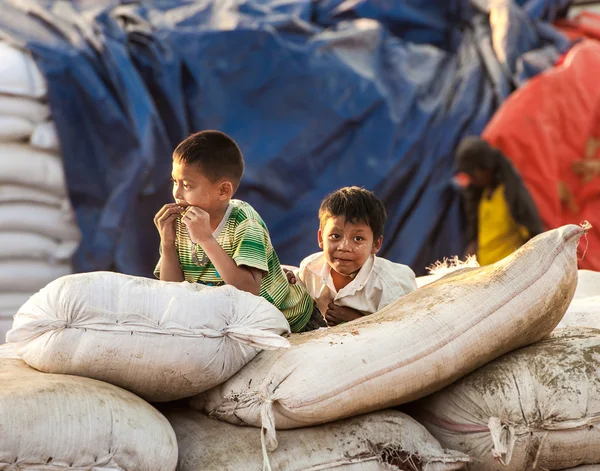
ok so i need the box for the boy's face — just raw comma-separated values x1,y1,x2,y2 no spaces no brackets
171,160,223,213
318,215,382,278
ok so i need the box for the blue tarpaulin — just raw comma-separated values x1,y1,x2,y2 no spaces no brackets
0,0,570,276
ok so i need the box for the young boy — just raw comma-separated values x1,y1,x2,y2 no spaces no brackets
153,130,313,332
288,186,417,327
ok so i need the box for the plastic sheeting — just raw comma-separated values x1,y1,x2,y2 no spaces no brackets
482,40,600,272
0,0,570,276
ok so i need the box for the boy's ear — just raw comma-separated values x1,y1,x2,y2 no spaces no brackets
372,235,383,254
218,181,234,200
317,229,324,249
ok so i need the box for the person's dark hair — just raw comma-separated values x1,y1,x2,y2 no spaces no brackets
319,187,387,240
173,130,244,191
455,136,500,174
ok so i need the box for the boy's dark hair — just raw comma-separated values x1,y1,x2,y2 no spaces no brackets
319,187,387,240
173,130,244,191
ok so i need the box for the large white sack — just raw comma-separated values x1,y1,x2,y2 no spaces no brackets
0,115,33,141
411,327,600,471
0,260,72,292
30,120,60,150
0,202,80,242
564,467,600,470
0,358,177,470
0,183,65,206
166,408,470,471
0,42,47,98
0,94,50,122
202,224,585,453
0,232,79,261
0,143,67,195
557,297,600,330
8,271,292,402
555,270,600,330
0,342,18,357
416,256,480,288
573,270,600,300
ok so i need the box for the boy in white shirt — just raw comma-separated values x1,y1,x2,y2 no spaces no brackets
287,186,417,328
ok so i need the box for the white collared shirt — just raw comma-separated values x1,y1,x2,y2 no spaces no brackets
296,252,417,316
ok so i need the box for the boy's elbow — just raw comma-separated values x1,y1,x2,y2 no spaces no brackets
235,278,261,296
248,283,261,296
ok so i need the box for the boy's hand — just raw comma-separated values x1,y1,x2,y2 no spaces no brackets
182,206,213,244
325,303,363,326
154,203,180,246
283,267,297,284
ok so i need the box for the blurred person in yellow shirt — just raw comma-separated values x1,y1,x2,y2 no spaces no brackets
454,137,545,265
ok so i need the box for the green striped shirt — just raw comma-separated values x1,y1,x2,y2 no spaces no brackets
154,200,313,332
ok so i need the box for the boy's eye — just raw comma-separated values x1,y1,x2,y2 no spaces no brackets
329,234,340,240
354,236,364,242
183,184,191,189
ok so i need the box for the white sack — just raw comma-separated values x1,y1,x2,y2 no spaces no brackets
0,94,50,122
0,184,65,206
0,143,67,195
0,232,79,261
0,260,72,292
0,343,18,357
555,270,600,330
412,327,600,470
0,42,47,98
167,408,470,471
564,467,600,470
30,120,59,150
416,256,480,288
573,270,600,299
0,203,80,242
8,271,291,402
0,358,177,470
557,296,600,330
0,115,33,141
202,224,585,453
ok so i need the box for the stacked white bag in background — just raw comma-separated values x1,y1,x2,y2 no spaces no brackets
0,41,80,342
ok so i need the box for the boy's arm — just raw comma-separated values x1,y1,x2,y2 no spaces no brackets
158,243,185,282
154,203,184,282
182,206,263,295
199,236,263,295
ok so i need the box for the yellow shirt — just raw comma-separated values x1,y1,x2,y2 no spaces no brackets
477,184,529,265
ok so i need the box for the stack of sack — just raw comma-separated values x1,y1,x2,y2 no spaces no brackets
2,223,597,470
191,224,590,470
408,326,600,470
0,41,80,342
1,276,293,469
406,241,600,469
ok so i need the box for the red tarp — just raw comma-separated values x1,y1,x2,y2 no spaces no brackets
555,11,600,42
482,40,600,270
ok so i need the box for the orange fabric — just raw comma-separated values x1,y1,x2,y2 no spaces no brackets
482,40,600,270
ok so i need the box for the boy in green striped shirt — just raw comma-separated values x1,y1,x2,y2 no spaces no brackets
153,130,313,332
